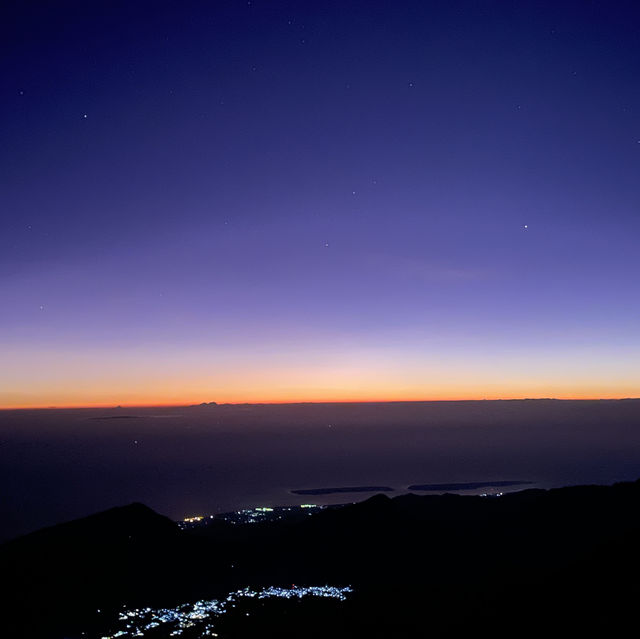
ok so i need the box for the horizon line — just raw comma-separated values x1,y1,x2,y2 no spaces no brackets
2,396,640,411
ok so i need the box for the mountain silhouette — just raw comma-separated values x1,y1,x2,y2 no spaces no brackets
3,482,640,637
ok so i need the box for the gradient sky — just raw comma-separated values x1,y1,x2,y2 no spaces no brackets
2,0,640,408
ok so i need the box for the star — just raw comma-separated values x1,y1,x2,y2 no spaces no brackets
324,242,330,248
39,305,44,311
524,225,528,230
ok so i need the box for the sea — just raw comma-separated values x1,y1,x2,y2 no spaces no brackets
1,399,640,542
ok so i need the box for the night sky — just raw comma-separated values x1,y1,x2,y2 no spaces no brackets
2,1,640,408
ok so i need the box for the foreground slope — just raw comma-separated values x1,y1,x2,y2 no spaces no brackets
3,481,640,637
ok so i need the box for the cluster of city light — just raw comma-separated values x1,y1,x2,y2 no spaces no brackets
253,585,351,600
219,504,322,525
226,508,279,524
98,585,353,638
179,504,324,528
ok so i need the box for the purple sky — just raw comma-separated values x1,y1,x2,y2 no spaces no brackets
2,1,640,407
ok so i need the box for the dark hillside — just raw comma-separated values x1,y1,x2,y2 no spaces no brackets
3,481,640,637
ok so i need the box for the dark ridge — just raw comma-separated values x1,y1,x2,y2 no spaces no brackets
5,479,640,638
3,502,178,547
291,486,395,495
407,480,534,491
0,503,181,638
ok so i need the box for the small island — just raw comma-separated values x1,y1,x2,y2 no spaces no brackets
291,486,395,496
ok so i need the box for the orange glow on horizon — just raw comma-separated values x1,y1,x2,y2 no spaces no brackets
2,391,638,411
3,344,638,410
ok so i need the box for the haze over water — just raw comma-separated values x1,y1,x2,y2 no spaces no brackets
2,399,640,542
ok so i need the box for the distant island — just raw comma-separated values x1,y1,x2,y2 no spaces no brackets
407,480,533,491
292,481,533,495
292,486,395,495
